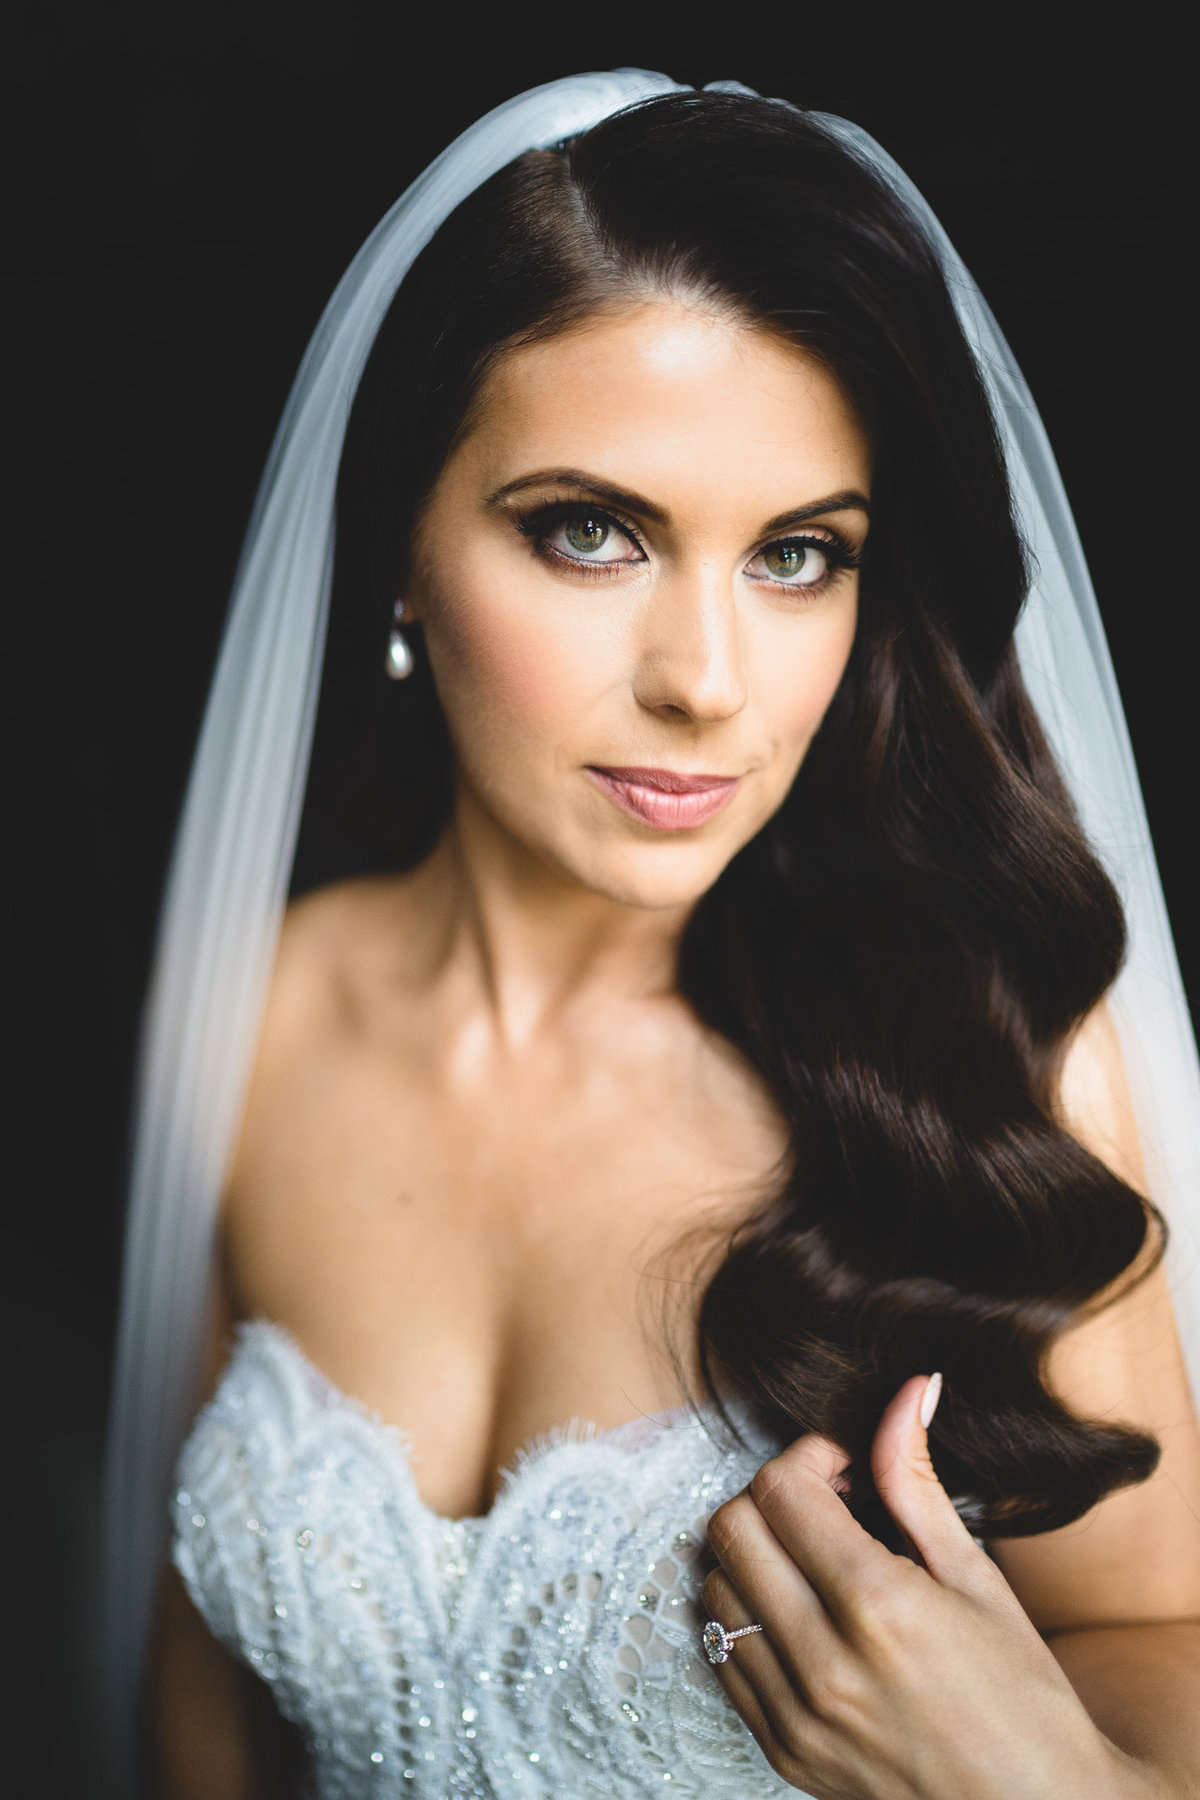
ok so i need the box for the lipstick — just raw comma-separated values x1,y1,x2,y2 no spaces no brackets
586,765,741,830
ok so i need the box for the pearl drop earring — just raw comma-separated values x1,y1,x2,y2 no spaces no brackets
385,599,413,680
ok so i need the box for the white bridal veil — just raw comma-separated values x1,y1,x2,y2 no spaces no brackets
102,67,1200,1741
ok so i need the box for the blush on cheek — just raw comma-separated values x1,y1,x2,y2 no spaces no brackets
765,619,857,767
425,582,613,750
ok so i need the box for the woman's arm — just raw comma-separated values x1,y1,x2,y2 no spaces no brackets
994,1003,1200,1632
989,1001,1200,1790
154,1566,300,1800
1048,1624,1200,1797
153,1265,306,1798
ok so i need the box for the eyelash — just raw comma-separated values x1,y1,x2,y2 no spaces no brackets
513,498,863,597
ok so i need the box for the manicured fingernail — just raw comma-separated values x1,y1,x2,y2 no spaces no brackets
919,1372,943,1430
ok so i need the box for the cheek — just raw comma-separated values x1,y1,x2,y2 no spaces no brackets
420,572,620,753
757,601,857,760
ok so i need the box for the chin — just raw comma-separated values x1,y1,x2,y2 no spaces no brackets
558,836,744,913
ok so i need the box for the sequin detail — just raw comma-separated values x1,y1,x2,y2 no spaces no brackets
172,1321,801,1797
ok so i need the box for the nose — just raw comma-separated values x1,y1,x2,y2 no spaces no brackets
632,567,748,723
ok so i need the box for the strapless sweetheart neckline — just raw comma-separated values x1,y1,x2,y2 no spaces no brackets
173,1315,796,1795
233,1317,743,1526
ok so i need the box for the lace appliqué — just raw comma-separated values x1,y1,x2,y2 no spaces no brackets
172,1322,803,1797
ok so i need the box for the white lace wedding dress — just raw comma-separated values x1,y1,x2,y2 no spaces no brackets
172,1321,801,1798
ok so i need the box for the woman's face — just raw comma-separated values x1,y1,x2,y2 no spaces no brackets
406,298,871,911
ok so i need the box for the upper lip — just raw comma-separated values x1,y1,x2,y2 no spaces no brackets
588,765,741,794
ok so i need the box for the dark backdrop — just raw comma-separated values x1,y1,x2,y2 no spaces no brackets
3,6,1194,1792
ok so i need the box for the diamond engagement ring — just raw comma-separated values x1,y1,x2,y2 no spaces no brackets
702,1619,765,1664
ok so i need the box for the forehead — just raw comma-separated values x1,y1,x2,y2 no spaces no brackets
449,298,872,521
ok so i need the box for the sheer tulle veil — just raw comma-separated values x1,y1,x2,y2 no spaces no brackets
102,67,1200,1744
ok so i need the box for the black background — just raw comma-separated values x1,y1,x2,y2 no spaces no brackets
4,5,1195,1792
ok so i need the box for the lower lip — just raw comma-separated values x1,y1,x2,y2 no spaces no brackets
586,768,741,831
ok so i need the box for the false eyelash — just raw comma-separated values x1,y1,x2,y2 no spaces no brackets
513,498,645,555
762,529,864,572
748,528,865,598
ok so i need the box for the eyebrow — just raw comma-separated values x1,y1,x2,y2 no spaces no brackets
488,468,871,533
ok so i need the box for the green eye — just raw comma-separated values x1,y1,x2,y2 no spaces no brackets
763,540,827,583
518,503,643,572
564,517,610,555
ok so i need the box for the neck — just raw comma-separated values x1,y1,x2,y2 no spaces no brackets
406,788,694,1049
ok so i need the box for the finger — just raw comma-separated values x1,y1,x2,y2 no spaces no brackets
706,1487,842,1689
771,1431,852,1490
705,1626,779,1765
701,1554,840,1790
700,1562,797,1718
739,1436,900,1619
869,1373,990,1591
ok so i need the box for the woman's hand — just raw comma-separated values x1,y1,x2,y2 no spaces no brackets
702,1376,1163,1800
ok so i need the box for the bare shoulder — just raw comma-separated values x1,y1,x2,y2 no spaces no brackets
1055,998,1147,1196
221,870,430,1217
271,871,422,990
254,872,427,1066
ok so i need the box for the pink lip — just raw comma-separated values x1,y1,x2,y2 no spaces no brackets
586,764,742,830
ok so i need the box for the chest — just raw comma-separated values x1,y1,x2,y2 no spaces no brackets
221,1016,785,1515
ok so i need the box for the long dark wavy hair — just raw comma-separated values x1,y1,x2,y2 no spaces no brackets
297,90,1161,1540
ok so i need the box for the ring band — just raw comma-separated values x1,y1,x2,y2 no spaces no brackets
702,1619,764,1664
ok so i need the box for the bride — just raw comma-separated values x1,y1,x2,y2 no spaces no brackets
110,73,1200,1798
